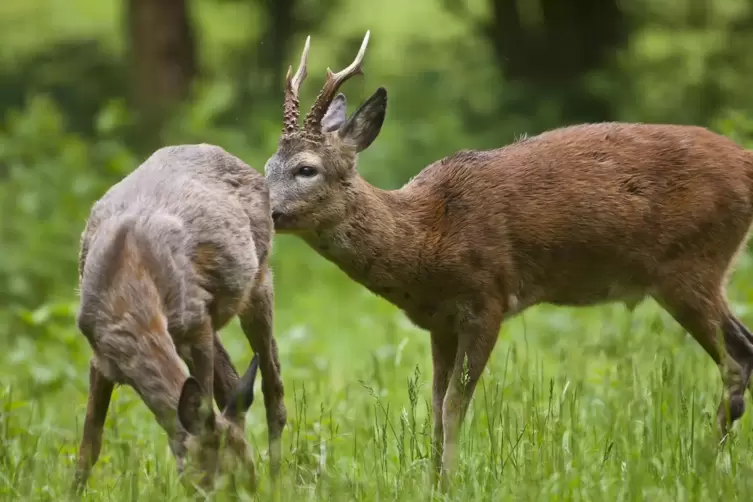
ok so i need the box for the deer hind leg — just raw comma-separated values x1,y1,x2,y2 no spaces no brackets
654,284,753,436
72,358,114,493
723,314,753,397
429,332,457,483
238,267,286,478
184,317,216,411
440,306,502,485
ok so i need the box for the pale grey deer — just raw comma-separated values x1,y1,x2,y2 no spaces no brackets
74,144,286,492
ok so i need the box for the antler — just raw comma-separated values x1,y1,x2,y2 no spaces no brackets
282,35,311,135
302,31,371,135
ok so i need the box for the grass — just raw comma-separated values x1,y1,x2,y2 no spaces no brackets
3,236,753,501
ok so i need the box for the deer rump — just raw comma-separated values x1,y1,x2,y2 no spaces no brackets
79,144,271,335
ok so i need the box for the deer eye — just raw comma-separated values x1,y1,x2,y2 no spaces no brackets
295,165,318,178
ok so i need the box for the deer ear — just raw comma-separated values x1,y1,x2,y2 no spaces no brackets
321,94,348,133
222,354,259,421
178,376,216,435
339,87,387,152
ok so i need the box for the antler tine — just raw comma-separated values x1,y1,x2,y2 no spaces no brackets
291,35,310,91
282,35,311,135
303,31,371,134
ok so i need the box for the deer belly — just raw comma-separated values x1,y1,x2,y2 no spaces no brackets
542,281,647,309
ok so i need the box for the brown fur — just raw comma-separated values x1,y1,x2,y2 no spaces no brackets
73,144,286,493
264,33,753,487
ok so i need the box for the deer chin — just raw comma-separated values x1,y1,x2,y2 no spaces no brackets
271,209,304,233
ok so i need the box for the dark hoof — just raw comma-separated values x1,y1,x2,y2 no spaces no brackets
717,394,746,437
729,394,746,422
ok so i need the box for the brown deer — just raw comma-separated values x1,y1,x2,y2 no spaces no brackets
264,32,753,482
74,144,287,492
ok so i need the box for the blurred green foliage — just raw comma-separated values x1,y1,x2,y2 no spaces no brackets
3,0,753,499
1,0,752,314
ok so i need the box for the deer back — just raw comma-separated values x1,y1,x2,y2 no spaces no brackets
396,122,753,313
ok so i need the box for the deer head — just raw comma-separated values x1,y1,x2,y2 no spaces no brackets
264,31,387,233
176,355,259,492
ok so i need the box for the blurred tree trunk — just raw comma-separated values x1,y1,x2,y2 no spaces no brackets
126,0,198,148
487,0,624,84
488,0,626,121
215,0,297,129
445,0,627,122
221,0,339,134
259,0,295,95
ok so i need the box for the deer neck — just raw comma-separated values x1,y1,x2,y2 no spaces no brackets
304,176,424,294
